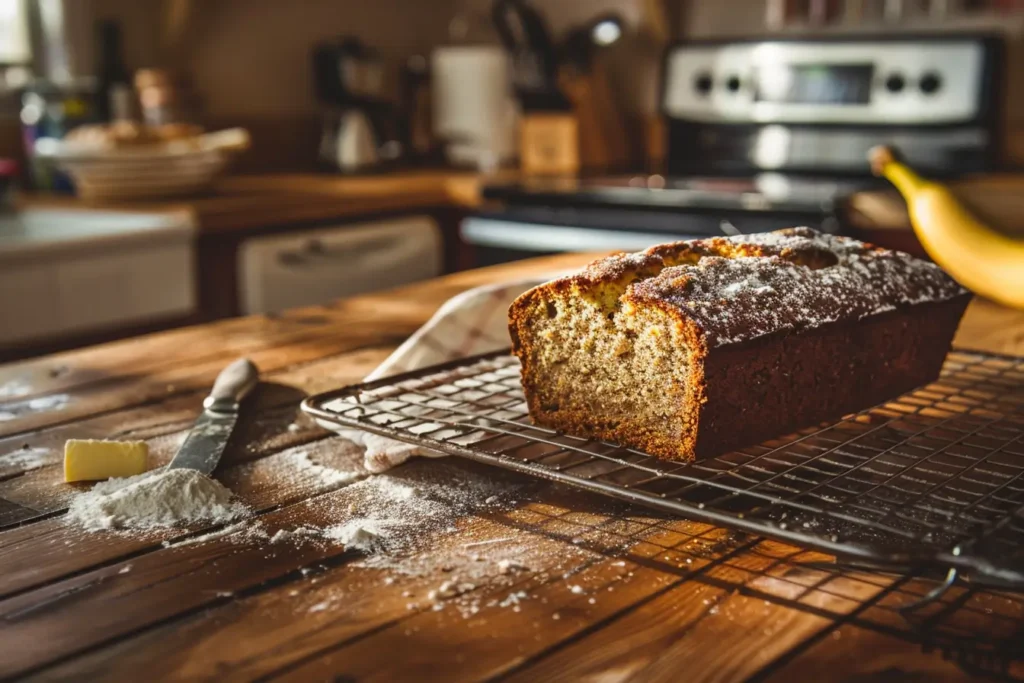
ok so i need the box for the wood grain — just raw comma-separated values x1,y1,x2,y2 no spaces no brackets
27,491,633,682
0,251,1022,682
760,624,1017,682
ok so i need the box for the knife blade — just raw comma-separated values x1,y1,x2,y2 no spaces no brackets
167,358,259,474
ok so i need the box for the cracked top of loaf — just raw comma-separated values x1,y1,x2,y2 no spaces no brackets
558,227,967,348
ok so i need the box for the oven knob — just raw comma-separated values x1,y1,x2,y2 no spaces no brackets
920,72,942,95
694,72,713,95
885,73,905,93
726,75,742,92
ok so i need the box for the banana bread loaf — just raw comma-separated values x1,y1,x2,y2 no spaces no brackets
508,227,970,462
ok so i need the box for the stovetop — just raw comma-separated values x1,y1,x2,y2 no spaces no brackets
482,173,885,216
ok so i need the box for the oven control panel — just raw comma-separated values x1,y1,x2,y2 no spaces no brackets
663,37,996,126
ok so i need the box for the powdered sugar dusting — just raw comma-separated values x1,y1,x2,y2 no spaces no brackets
620,228,966,347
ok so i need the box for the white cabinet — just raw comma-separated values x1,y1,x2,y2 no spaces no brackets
0,209,196,348
53,244,195,332
238,216,443,315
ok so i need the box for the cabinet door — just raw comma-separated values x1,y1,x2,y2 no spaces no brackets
54,244,196,332
0,264,59,345
238,217,442,314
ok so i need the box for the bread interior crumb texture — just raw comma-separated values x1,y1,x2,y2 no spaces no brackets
516,265,701,457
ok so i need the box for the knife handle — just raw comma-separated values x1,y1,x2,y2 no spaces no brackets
204,358,259,412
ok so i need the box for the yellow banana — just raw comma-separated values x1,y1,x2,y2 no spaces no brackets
869,146,1024,310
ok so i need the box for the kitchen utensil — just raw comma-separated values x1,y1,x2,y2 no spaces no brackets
869,145,1024,309
312,37,384,105
558,14,629,172
304,348,1024,594
167,358,259,474
401,54,434,159
320,109,379,172
95,20,132,123
491,0,568,111
313,37,395,172
558,14,624,73
558,71,620,172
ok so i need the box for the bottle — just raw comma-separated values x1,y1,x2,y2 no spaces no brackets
95,20,132,122
135,69,179,126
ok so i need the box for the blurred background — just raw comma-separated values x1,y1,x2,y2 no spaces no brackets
1,0,1023,361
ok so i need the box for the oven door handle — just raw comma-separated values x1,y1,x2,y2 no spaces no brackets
460,217,705,253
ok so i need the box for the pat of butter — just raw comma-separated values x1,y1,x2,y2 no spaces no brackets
64,439,149,483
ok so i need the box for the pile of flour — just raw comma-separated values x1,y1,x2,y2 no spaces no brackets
67,468,250,531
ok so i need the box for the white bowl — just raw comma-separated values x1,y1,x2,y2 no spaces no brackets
34,128,249,202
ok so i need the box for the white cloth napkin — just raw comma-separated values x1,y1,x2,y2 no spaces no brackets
322,276,557,472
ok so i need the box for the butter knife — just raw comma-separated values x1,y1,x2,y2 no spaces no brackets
167,358,259,474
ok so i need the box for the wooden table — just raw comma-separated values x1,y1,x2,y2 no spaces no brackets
1,254,1023,682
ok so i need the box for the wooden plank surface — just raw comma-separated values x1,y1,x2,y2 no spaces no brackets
1,252,1023,682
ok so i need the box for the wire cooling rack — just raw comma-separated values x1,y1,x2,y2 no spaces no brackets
302,349,1024,590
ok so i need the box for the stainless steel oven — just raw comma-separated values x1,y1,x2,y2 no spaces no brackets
462,34,1008,264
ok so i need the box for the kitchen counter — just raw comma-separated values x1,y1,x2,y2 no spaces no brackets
20,169,502,235
1,255,1023,681
9,170,508,352
845,175,1024,236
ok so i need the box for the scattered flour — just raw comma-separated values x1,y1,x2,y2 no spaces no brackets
60,430,551,624
282,450,361,487
0,379,32,399
25,395,69,412
67,468,250,531
428,579,474,601
163,521,268,547
322,519,388,553
254,444,367,496
0,394,70,421
270,526,322,544
498,591,529,608
275,467,517,560
0,446,56,472
497,559,527,574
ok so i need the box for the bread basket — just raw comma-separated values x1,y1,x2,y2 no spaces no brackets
34,128,250,202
